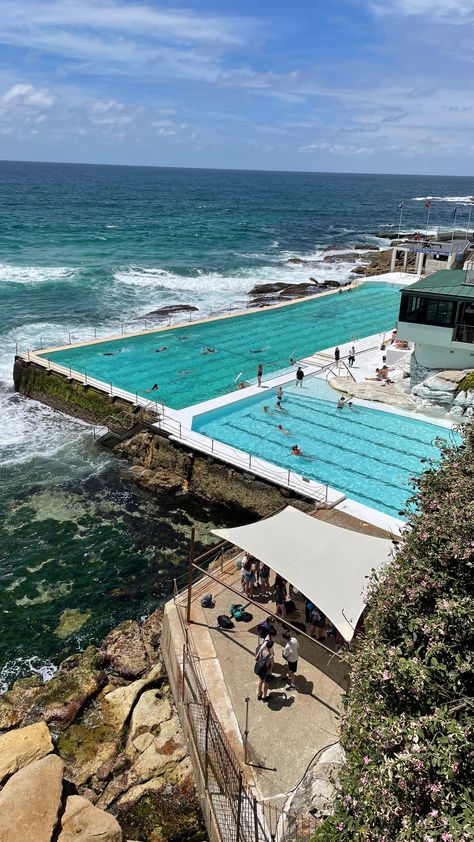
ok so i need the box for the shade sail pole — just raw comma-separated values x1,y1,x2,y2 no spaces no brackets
186,526,195,624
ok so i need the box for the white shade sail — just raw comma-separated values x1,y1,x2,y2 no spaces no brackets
212,506,393,641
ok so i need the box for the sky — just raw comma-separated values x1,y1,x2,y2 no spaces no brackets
0,0,473,174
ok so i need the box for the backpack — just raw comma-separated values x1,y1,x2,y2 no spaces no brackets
230,603,244,621
285,599,296,613
256,620,276,638
254,652,270,678
200,593,214,608
217,614,234,630
240,611,253,623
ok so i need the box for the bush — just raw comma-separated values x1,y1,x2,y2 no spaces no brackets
314,422,474,842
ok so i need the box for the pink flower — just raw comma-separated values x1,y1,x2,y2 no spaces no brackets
382,670,391,681
430,783,441,793
451,763,459,773
415,760,424,771
364,756,370,764
441,834,452,841
337,823,345,831
430,810,439,818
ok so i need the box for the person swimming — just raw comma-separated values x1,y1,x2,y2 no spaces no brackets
145,384,159,392
290,444,316,461
275,399,287,413
263,405,271,414
337,396,346,409
278,424,290,435
201,347,216,354
277,385,283,400
155,346,167,352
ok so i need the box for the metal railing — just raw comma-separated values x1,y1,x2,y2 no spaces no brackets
169,585,319,842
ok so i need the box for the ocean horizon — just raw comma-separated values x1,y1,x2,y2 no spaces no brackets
1,160,474,688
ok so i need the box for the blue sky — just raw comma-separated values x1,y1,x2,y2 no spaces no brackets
0,0,473,173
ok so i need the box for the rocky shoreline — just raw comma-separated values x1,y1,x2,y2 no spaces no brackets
0,609,206,841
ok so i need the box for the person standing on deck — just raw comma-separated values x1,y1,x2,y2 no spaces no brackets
296,366,304,387
255,639,274,701
282,633,299,691
348,345,356,367
334,347,340,367
257,363,263,387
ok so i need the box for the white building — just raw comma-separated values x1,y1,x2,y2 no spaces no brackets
397,269,474,370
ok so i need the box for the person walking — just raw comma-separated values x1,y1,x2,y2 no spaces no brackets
260,563,271,595
296,366,304,387
282,633,299,690
334,347,340,367
257,363,263,387
254,639,275,701
348,345,356,367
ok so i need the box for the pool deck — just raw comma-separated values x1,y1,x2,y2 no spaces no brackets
18,269,455,537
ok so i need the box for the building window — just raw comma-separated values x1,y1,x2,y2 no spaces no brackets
399,294,456,327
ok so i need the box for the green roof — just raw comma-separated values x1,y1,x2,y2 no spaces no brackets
403,270,474,301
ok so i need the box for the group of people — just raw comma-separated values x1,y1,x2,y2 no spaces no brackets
366,365,394,385
254,629,299,700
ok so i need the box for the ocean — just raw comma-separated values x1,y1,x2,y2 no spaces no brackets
1,160,473,689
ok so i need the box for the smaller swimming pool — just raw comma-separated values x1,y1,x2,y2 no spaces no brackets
192,377,460,519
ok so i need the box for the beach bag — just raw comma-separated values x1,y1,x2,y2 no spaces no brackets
241,611,253,623
257,619,276,638
217,615,234,630
285,599,296,613
230,603,244,621
200,593,214,608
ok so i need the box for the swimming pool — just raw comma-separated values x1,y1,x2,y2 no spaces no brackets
192,377,459,519
40,283,401,410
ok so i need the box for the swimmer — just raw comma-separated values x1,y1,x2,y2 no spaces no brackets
155,346,167,352
237,381,249,389
177,369,192,376
145,384,159,392
201,347,216,354
275,399,287,413
278,424,290,435
178,336,188,341
289,356,297,365
263,405,272,414
276,385,283,400
337,396,346,409
290,444,316,461
250,348,265,354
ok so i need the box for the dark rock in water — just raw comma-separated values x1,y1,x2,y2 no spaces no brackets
286,257,309,265
100,620,150,680
0,648,107,731
353,243,378,250
250,282,290,295
351,266,368,275
142,305,199,318
323,252,357,263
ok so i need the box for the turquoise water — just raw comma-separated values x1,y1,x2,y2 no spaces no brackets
41,283,401,409
2,162,473,687
193,378,459,519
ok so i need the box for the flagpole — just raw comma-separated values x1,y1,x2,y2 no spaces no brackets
425,203,431,237
398,201,404,241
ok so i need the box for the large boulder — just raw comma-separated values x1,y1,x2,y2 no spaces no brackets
0,721,53,785
141,608,163,665
0,754,64,842
127,690,172,751
100,620,150,680
58,795,122,842
57,723,120,787
101,663,163,731
0,647,107,730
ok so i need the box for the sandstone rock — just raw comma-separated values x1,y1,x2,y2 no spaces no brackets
0,647,107,730
0,721,53,785
100,620,150,680
57,723,120,787
141,609,163,665
127,690,172,749
58,795,122,842
0,754,64,842
423,375,457,393
101,663,163,731
440,369,471,383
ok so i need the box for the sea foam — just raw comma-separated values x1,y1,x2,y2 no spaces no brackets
0,263,76,285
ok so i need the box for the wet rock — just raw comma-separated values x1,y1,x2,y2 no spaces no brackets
250,282,290,295
0,647,107,730
57,723,120,787
101,663,163,731
58,794,122,842
116,780,204,842
0,754,64,842
142,305,199,318
0,721,53,785
141,608,164,666
54,608,91,639
323,252,357,263
286,257,309,264
100,620,150,680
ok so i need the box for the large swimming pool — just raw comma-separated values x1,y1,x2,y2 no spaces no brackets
192,378,459,519
40,282,400,410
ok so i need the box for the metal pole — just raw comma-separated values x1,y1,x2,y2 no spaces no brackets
466,205,472,241
181,644,186,702
253,797,259,842
186,526,196,624
94,328,97,339
244,697,250,764
204,703,211,788
68,332,71,344
236,772,243,842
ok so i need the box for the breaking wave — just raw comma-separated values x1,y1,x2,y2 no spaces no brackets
0,263,76,285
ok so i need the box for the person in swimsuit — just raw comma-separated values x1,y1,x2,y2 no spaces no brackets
145,384,159,392
277,385,283,400
278,424,290,435
257,363,263,387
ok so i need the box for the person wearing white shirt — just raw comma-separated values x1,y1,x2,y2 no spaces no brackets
282,634,299,691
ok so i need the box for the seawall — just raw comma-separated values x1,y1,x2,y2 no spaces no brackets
14,358,315,518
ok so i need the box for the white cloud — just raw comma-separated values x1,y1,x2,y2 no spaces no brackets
2,83,56,108
152,119,186,136
370,0,474,19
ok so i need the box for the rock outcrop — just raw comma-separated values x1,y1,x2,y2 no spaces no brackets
0,754,64,842
410,369,474,417
58,795,122,842
0,721,53,784
100,619,151,679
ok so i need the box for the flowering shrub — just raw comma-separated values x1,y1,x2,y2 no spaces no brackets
313,422,474,841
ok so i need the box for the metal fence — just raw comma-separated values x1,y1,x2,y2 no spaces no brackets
179,636,318,842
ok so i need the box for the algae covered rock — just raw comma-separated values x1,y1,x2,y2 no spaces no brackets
101,663,163,731
0,754,64,842
57,722,120,787
0,721,53,785
116,780,206,842
58,795,122,842
100,620,150,680
0,646,107,730
54,608,92,639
